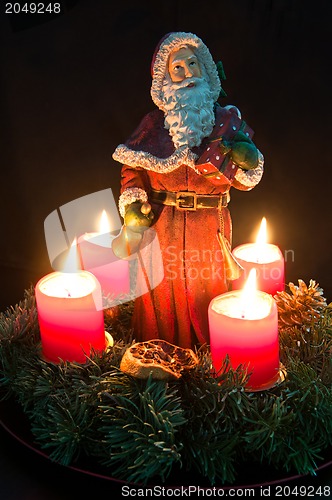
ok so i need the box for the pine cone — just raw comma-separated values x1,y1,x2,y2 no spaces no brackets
275,279,326,330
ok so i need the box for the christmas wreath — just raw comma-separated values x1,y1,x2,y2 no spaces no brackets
0,280,331,486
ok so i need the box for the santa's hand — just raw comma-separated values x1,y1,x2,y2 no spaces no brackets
229,140,259,170
219,131,258,170
124,201,154,233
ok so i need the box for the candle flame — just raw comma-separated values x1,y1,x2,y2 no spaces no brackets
97,210,113,247
242,267,257,297
99,210,111,234
240,268,257,317
62,238,81,273
254,217,269,263
241,268,257,302
256,217,267,245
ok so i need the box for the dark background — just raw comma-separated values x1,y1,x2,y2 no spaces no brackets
0,0,331,497
1,0,332,311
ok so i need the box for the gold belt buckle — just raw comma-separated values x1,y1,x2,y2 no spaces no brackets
175,191,197,211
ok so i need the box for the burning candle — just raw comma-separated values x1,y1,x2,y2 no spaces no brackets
232,217,285,295
35,240,106,363
78,210,130,302
208,269,280,391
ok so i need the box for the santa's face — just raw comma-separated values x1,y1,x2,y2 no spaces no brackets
168,47,202,82
162,47,215,149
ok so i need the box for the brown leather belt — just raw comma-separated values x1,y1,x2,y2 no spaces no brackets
150,189,229,211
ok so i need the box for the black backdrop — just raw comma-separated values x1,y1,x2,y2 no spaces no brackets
0,0,332,497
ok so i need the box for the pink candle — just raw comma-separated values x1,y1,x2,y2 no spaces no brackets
232,218,285,295
35,271,106,363
35,240,106,363
78,210,130,301
208,269,280,391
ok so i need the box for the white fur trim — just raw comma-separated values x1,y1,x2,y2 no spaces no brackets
234,150,264,189
151,32,221,111
118,188,148,217
113,144,199,174
223,105,241,119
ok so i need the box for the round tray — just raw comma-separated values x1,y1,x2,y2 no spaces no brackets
1,397,331,490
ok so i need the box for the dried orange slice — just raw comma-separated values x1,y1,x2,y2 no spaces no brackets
120,339,198,380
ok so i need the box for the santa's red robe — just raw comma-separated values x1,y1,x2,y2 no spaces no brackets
113,104,263,348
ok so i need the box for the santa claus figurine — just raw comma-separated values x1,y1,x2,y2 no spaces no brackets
112,32,264,349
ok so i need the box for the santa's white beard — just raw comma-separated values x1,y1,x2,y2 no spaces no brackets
162,77,215,149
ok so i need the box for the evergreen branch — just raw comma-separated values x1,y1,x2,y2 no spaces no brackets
1,284,332,485
96,376,185,484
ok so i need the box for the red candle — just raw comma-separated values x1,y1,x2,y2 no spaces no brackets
78,210,130,302
35,271,105,363
35,240,106,363
232,217,285,295
208,269,280,391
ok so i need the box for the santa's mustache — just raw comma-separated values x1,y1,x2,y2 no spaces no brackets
164,76,204,91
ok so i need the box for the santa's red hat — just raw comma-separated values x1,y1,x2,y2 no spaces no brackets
150,32,221,111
